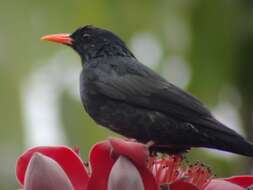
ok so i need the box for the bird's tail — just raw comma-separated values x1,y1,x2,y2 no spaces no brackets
202,118,253,157
234,140,253,157
213,137,253,157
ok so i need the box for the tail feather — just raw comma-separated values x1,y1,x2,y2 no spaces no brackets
211,137,253,157
200,118,253,157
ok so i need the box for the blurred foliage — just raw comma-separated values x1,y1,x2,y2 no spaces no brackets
1,0,253,189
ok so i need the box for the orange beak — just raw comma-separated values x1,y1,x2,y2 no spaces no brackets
40,33,73,45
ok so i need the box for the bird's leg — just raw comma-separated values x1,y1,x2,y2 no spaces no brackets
145,140,155,148
145,140,157,156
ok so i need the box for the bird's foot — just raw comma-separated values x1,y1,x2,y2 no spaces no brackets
145,140,155,148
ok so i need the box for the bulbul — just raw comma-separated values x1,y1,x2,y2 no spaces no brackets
42,25,253,156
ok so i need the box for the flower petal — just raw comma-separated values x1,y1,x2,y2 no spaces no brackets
87,141,114,190
170,180,199,190
16,146,89,190
138,167,159,190
108,156,144,190
87,140,158,190
109,139,158,190
225,176,253,188
24,153,74,190
109,139,148,168
205,179,244,190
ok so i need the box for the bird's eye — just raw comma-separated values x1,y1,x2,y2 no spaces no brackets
82,33,91,40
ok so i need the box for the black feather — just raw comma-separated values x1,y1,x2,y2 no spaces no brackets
68,26,253,157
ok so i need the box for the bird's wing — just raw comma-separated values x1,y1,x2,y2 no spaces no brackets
91,58,212,122
88,57,242,145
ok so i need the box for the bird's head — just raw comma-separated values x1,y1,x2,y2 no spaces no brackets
41,25,135,62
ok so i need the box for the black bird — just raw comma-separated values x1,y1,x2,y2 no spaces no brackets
42,25,253,156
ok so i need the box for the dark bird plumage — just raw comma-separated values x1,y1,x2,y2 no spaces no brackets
42,25,253,156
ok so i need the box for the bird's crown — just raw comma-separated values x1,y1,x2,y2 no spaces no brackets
70,25,135,62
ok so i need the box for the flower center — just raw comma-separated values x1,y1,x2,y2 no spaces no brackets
147,155,213,190
184,162,213,189
147,155,183,185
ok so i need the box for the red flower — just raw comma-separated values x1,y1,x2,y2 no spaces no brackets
147,154,253,190
148,155,212,190
16,138,253,190
16,139,157,190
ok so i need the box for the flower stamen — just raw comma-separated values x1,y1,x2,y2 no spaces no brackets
148,154,213,190
184,162,213,189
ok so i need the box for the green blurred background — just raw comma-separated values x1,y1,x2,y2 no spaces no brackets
1,0,253,189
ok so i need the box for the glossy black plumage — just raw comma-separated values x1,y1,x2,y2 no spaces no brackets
60,26,253,156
